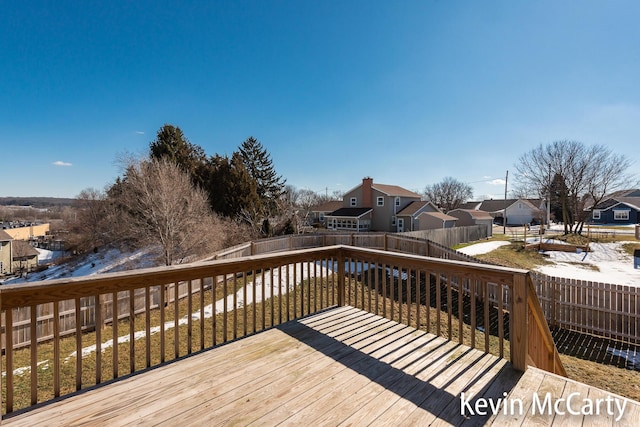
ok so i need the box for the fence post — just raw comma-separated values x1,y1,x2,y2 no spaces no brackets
250,241,255,256
384,233,388,251
511,273,529,372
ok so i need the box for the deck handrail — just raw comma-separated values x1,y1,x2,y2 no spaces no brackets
0,244,564,418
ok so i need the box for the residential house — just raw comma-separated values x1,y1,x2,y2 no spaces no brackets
588,189,640,225
0,230,12,275
326,177,422,232
308,201,343,227
460,198,544,226
395,201,441,232
12,240,39,273
448,209,494,237
416,211,458,230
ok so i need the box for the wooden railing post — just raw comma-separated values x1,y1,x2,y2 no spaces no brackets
338,249,346,306
510,273,529,372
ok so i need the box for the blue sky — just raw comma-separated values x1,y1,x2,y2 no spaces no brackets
3,1,640,199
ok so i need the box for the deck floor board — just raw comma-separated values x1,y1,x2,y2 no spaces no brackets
4,306,639,426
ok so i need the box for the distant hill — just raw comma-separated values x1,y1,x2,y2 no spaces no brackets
0,197,77,208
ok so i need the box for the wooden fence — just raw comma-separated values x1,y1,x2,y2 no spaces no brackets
533,273,640,344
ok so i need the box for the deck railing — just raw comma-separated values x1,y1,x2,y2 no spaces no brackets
0,243,564,418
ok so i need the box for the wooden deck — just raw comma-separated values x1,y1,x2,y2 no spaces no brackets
4,306,639,426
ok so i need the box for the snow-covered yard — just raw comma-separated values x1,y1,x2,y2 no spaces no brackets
460,239,640,287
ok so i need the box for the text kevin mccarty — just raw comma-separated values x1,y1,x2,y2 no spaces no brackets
460,391,628,422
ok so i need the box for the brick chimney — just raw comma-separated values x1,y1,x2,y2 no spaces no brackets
362,177,373,208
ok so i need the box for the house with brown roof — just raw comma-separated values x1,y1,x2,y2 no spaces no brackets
448,208,494,237
416,211,458,230
396,200,442,232
309,201,343,227
0,230,13,275
326,177,423,232
12,240,39,274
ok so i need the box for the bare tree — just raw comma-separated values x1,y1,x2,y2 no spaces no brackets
116,158,224,265
515,140,635,234
70,188,112,252
424,177,473,213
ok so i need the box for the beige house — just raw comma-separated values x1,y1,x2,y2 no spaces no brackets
326,177,422,232
396,201,442,232
0,230,12,275
12,240,39,273
416,211,458,230
448,209,494,237
309,201,343,227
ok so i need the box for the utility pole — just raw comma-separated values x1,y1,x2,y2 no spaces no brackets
503,170,508,235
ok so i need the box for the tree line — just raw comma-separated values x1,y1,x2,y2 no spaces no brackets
69,132,635,264
72,124,299,265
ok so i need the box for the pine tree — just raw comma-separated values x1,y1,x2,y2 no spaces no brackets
237,137,286,215
149,124,208,188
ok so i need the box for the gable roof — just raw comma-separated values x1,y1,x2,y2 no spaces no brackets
448,209,494,221
396,200,439,216
0,230,13,241
12,240,39,258
311,201,343,212
460,199,540,214
417,211,458,222
595,198,640,212
371,184,422,198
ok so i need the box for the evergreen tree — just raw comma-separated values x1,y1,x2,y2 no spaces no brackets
237,136,286,215
206,154,260,220
149,124,208,188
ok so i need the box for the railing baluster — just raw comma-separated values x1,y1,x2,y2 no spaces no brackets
286,265,290,320
113,291,119,378
212,276,217,345
415,270,421,330
293,264,298,318
54,300,61,396
278,266,283,324
243,272,248,336
382,264,387,319
129,289,135,373
470,279,476,349
270,269,275,327
159,286,165,363
6,307,14,413
306,262,311,314
261,270,266,330
458,278,464,345
146,286,152,367
447,275,452,341
223,274,228,343
30,305,38,404
484,280,490,353
436,274,441,336
425,272,431,334
74,298,81,392
187,280,193,354
233,275,238,339
390,265,395,321
252,270,257,334
498,283,504,359
174,281,179,359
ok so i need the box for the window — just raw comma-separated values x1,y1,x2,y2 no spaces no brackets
391,216,396,226
395,197,401,207
350,197,357,207
614,210,629,221
592,210,601,220
377,196,384,206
